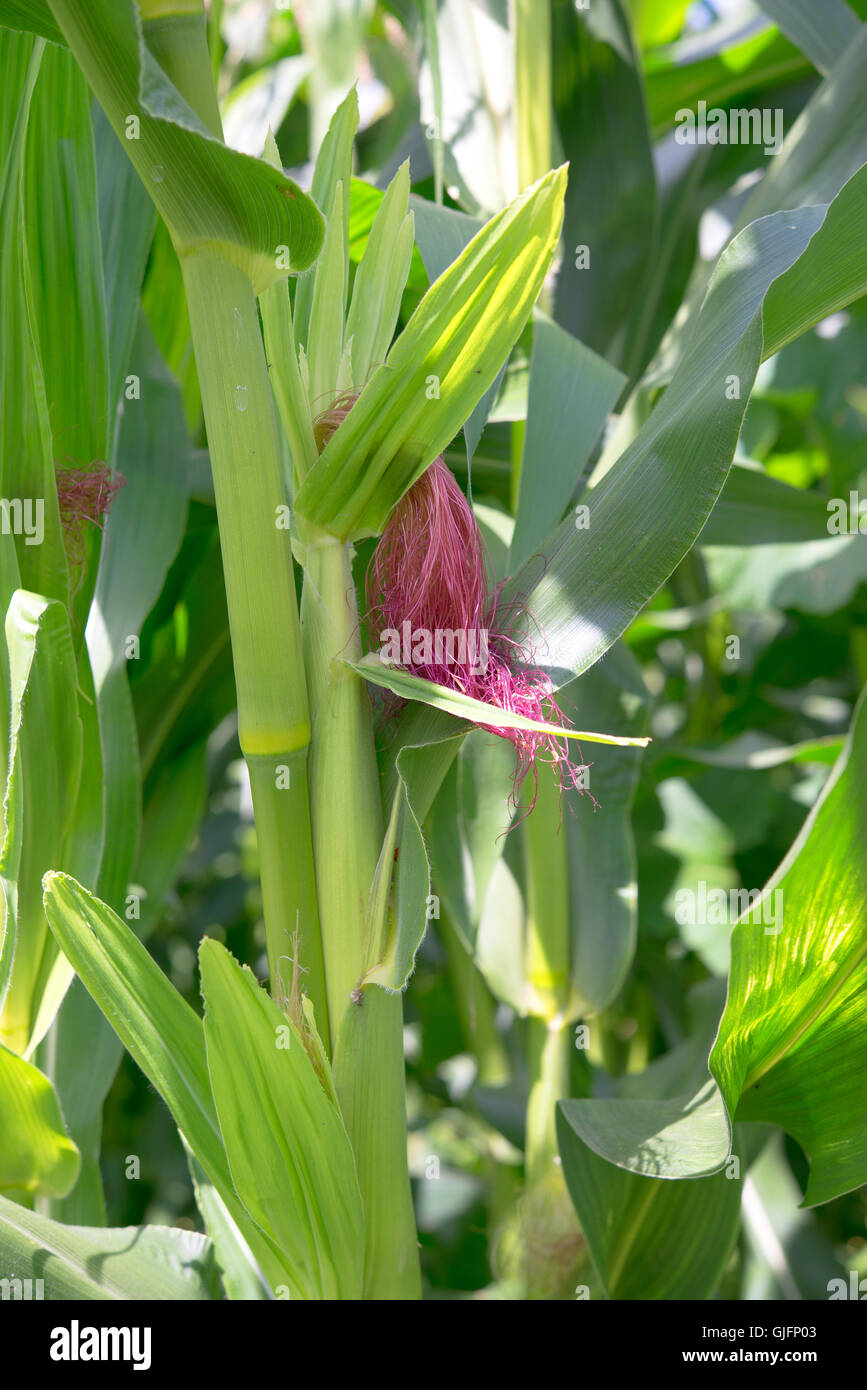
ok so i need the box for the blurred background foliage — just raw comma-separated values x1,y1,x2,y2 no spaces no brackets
95,0,867,1298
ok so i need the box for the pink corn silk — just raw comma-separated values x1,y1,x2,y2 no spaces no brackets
55,461,125,584
364,453,592,809
312,395,592,809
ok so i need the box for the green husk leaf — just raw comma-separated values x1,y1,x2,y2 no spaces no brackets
295,167,568,539
292,86,357,347
41,871,299,1293
345,161,414,385
306,179,346,407
185,1147,272,1301
0,594,84,1056
199,938,365,1300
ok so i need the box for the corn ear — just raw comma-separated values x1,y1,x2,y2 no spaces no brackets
294,166,568,539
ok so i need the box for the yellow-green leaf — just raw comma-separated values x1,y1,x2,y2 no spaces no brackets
0,1046,79,1197
347,655,651,749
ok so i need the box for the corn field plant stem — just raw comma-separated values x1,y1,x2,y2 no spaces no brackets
439,909,509,1086
525,1018,572,1191
524,1017,578,1298
50,0,418,1299
522,771,571,1020
301,538,421,1298
44,5,328,1027
180,251,328,1036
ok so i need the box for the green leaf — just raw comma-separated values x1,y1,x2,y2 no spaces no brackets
350,177,426,289
133,531,232,780
655,730,844,778
703,533,867,616
700,461,835,545
88,313,190,904
410,195,482,282
409,195,497,460
426,729,525,1013
294,168,567,539
504,205,827,688
0,593,84,1056
756,0,860,76
552,0,658,369
510,313,625,572
306,179,346,406
0,1046,79,1197
0,1192,217,1299
710,686,867,1206
417,0,516,217
561,1079,733,1181
34,978,121,1223
761,163,867,359
653,26,867,380
427,730,516,945
95,102,156,413
628,0,689,47
0,0,64,45
41,871,297,1292
0,32,67,608
557,1105,740,1299
46,0,324,292
347,655,650,748
521,768,571,1019
372,644,649,1004
367,729,464,991
644,25,808,139
23,37,109,626
134,741,208,940
41,871,223,1174
557,985,741,1298
561,646,650,1014
141,216,201,433
199,939,365,1300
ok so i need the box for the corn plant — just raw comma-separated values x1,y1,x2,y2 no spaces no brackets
1,0,866,1305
